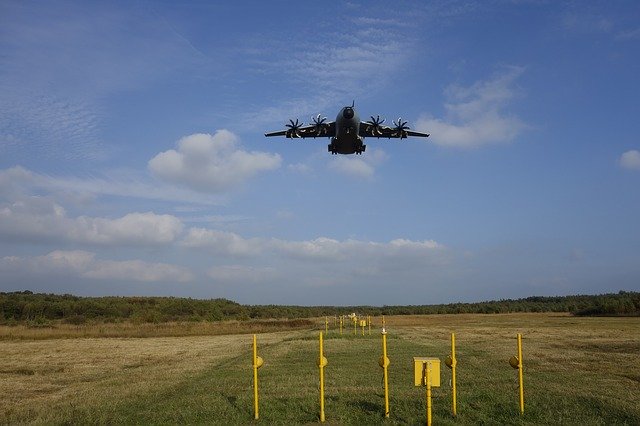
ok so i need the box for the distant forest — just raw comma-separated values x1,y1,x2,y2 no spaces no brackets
1,290,638,325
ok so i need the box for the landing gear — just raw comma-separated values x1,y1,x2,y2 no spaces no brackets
355,143,366,155
328,144,337,155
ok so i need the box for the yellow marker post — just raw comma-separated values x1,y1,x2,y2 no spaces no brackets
445,333,458,417
424,365,432,426
509,333,525,415
517,334,524,415
379,328,390,418
451,333,457,417
318,332,328,422
252,334,264,420
414,358,440,426
353,317,357,335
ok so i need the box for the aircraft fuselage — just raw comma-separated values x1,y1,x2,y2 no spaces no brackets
330,106,365,155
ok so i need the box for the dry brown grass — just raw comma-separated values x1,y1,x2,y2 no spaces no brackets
0,330,304,423
0,318,313,340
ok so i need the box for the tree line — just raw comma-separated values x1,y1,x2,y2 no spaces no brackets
0,290,638,325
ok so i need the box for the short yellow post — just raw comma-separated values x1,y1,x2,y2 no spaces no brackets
380,328,390,418
252,334,261,420
426,366,432,426
318,332,328,422
517,333,524,415
451,333,457,417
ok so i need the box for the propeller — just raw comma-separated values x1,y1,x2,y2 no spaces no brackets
392,117,410,139
311,114,328,136
285,118,304,138
365,115,385,136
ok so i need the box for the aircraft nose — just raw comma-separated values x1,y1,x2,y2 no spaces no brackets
343,107,354,119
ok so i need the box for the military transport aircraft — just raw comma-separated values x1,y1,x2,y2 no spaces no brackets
264,102,429,155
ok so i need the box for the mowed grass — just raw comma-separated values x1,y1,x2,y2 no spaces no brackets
1,313,639,425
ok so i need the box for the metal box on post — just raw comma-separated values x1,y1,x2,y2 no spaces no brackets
413,357,441,387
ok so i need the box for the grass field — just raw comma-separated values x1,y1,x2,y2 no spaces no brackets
1,313,639,425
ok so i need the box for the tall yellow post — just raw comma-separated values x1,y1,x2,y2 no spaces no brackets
451,333,457,417
319,332,327,422
426,365,432,426
252,334,259,420
381,329,390,418
517,333,524,415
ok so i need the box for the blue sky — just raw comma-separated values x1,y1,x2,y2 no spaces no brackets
1,0,639,305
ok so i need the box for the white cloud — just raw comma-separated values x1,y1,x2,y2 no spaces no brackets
0,165,224,206
182,228,444,262
149,131,281,193
416,67,527,147
328,148,388,179
0,251,193,283
181,228,263,256
620,150,640,170
0,196,183,246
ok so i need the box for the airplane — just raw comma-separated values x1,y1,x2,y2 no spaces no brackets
264,102,429,155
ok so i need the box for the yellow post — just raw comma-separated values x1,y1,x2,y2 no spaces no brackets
517,333,524,415
252,334,259,420
319,332,326,422
451,333,457,417
381,329,390,418
426,365,432,426
353,317,357,335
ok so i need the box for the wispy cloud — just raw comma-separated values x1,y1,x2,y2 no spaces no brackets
620,150,640,170
328,148,388,179
0,1,213,163
0,250,193,283
616,27,640,41
182,227,444,262
242,9,419,127
416,67,527,147
0,166,225,206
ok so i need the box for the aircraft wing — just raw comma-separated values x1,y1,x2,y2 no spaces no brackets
359,122,429,139
265,121,336,138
